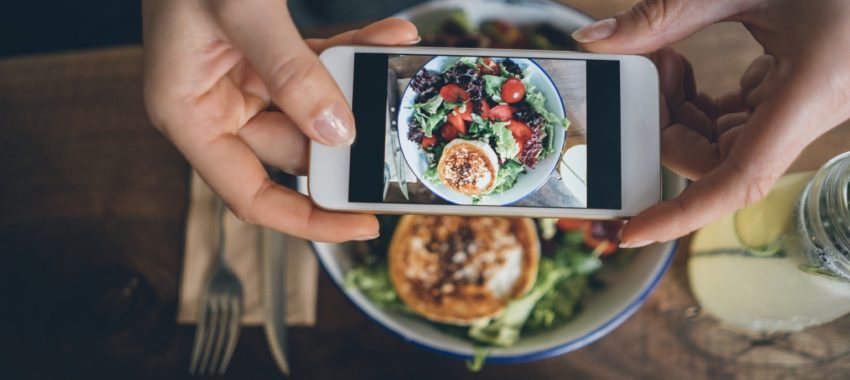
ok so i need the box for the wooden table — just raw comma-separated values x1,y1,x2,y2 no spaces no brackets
2,1,850,379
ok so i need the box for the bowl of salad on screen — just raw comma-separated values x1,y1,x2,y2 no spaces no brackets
397,56,569,205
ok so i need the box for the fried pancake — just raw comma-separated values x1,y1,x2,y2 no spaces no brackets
389,215,539,325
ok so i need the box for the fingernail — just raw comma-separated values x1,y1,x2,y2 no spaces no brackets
619,240,654,249
314,102,355,146
354,232,380,241
404,36,422,45
572,18,617,43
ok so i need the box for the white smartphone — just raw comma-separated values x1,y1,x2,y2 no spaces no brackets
309,46,660,219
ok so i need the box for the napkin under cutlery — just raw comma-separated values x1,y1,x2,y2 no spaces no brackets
177,172,317,326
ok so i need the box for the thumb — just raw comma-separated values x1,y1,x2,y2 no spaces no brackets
573,0,748,54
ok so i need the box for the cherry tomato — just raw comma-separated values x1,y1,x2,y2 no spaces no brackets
439,83,470,103
479,100,491,119
477,57,500,75
583,221,625,256
440,123,459,141
507,119,531,156
447,111,467,134
489,105,515,121
452,103,473,122
556,218,591,231
421,136,438,149
501,78,525,104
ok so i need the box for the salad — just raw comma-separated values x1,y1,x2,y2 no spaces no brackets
345,216,630,370
418,13,579,51
406,57,570,198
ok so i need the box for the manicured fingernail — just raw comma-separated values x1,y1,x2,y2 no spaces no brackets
354,232,380,241
619,240,654,249
572,18,617,43
314,102,355,146
404,36,422,45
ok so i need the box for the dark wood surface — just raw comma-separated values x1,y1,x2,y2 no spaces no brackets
3,1,850,379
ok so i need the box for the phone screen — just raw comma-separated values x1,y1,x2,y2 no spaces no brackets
348,53,621,209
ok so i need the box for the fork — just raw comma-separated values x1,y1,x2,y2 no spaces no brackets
190,197,244,375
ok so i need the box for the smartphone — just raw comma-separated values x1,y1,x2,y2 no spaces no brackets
309,46,660,219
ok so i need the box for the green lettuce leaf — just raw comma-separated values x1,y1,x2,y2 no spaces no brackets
523,83,571,159
423,164,440,183
483,75,506,103
491,159,523,194
490,120,517,160
414,93,444,115
344,261,403,310
466,347,491,372
457,56,478,67
468,264,571,347
412,108,445,138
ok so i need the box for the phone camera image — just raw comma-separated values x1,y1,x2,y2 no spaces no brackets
349,53,622,210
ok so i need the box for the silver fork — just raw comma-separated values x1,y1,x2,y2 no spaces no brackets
190,197,244,375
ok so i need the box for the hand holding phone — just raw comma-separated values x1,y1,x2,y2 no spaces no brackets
310,46,660,219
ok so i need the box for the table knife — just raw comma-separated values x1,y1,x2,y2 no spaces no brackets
262,228,290,376
262,167,292,376
387,68,409,200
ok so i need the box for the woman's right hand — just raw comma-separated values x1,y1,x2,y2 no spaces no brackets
143,0,418,242
572,0,850,247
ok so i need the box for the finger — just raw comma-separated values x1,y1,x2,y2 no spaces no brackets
716,89,748,115
682,57,697,103
180,131,378,242
672,102,715,140
305,18,419,53
210,0,355,146
746,60,793,110
740,55,774,94
238,111,309,175
718,125,743,161
656,48,687,106
740,55,776,110
694,92,718,121
660,123,719,180
716,112,749,135
573,0,748,54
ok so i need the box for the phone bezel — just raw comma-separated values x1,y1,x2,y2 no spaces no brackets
309,46,659,218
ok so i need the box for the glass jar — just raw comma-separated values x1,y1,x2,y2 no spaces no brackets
688,152,850,332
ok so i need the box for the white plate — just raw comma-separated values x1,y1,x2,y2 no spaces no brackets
397,56,566,205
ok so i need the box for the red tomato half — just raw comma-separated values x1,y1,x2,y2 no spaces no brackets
507,119,531,157
453,103,473,122
421,136,438,149
439,83,470,103
556,218,591,231
477,57,500,75
440,123,458,141
447,111,466,134
479,100,491,119
501,78,525,104
489,105,515,121
584,221,625,256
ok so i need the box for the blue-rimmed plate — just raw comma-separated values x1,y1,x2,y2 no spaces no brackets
300,0,681,365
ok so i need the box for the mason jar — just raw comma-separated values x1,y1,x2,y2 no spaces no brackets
688,152,850,332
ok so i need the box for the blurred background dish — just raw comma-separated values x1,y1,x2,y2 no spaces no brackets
301,168,683,363
306,0,679,364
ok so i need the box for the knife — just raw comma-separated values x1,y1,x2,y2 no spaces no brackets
262,168,292,375
387,68,409,200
